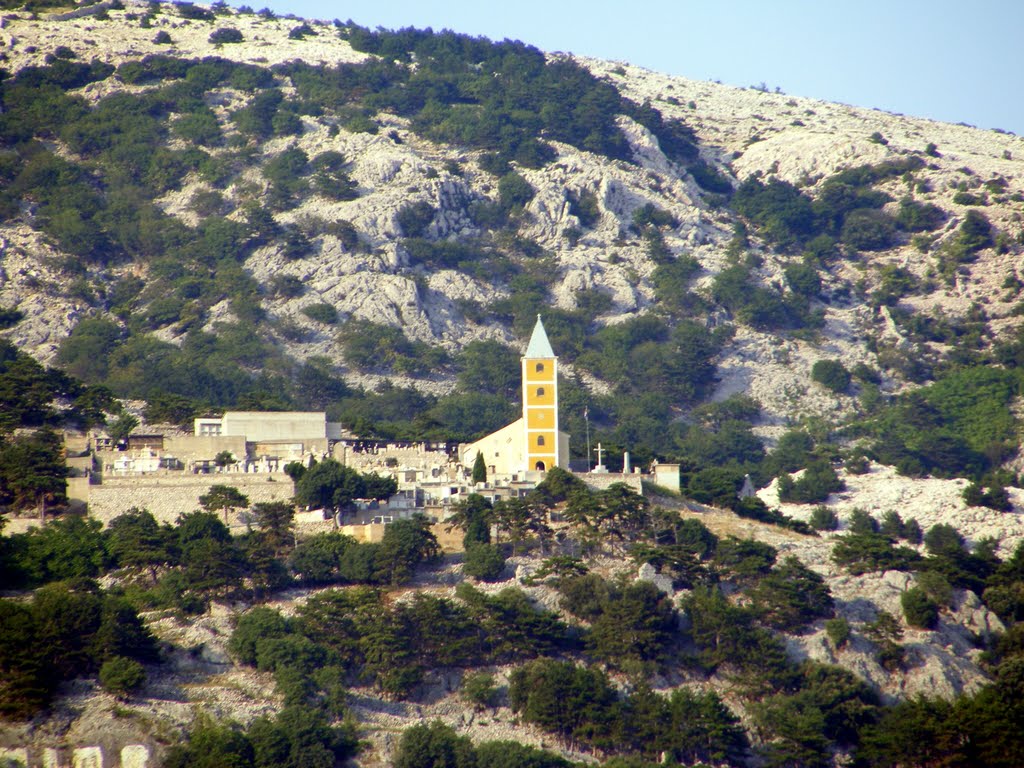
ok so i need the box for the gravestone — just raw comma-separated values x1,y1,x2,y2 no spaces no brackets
72,747,103,768
121,745,149,768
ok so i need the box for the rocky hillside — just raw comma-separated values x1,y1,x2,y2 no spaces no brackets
3,3,1024,766
1,1,1022,447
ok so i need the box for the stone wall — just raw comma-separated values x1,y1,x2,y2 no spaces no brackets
87,473,294,526
337,520,465,552
578,472,644,494
67,476,90,512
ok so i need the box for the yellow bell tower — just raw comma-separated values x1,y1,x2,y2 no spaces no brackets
523,315,559,472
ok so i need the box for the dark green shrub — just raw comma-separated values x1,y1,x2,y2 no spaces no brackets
778,461,844,504
175,2,215,21
267,274,303,299
0,306,24,329
733,176,816,248
508,659,620,750
825,617,851,649
848,508,879,535
844,453,871,474
832,534,921,575
631,202,677,232
765,430,815,476
811,359,851,393
338,319,447,375
901,587,939,629
393,721,476,768
924,524,966,557
173,108,222,146
804,233,838,262
879,510,905,539
255,635,327,675
396,201,436,237
98,656,146,697
904,518,923,544
288,533,360,583
566,189,601,228
711,264,812,330
477,153,510,176
461,671,499,709
784,261,821,297
814,180,891,235
953,191,985,206
732,497,815,535
301,303,338,325
475,742,574,768
917,571,954,607
714,537,777,581
750,556,834,631
343,113,377,134
810,505,839,531
864,610,905,671
463,543,506,582
232,89,284,138
841,208,898,251
288,23,316,39
896,198,947,232
263,147,310,208
688,159,732,193
587,581,676,668
152,30,173,44
685,467,743,508
852,362,882,384
650,256,702,313
751,662,879,764
498,172,535,211
209,27,244,45
324,130,370,182
950,210,994,259
963,481,1013,511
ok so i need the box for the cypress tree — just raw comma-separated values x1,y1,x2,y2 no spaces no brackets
472,451,487,484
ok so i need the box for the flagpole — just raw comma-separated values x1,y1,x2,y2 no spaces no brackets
584,407,591,473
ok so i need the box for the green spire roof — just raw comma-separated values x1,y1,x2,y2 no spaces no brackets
525,315,556,358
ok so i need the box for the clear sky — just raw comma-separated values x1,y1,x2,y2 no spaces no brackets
243,0,1023,136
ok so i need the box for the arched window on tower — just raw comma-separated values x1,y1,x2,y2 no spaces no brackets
537,435,545,446
536,387,545,397
535,363,544,372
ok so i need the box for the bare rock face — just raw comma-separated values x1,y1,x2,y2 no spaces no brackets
951,589,1006,639
731,131,891,185
617,114,676,177
786,570,992,702
761,462,1024,558
2,5,1021,437
0,229,91,364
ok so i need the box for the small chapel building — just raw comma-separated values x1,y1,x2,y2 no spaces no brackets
458,316,570,478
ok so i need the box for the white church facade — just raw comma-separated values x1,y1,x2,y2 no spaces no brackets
458,317,570,478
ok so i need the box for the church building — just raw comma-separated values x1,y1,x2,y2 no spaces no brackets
459,316,570,478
